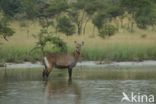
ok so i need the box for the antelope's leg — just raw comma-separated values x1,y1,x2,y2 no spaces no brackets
43,57,53,78
68,68,72,81
42,63,53,78
42,64,47,78
46,64,53,77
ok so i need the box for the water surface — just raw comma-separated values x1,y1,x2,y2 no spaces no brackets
0,68,156,104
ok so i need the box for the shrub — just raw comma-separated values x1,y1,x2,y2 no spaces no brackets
57,16,76,36
99,24,117,38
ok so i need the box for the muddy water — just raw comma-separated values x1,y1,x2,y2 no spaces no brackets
0,68,156,104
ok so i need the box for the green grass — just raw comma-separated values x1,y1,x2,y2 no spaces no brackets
0,21,156,62
82,44,156,61
0,46,41,63
0,43,156,63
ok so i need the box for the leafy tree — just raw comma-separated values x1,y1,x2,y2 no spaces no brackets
32,19,67,56
45,0,69,34
0,0,21,17
135,2,156,29
20,0,44,19
92,0,123,32
81,0,103,34
68,1,88,35
57,16,76,36
120,0,156,30
99,24,117,38
92,12,107,30
0,15,14,41
47,0,69,16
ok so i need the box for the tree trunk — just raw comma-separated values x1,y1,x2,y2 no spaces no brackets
83,18,90,35
77,23,82,35
92,25,95,37
77,9,85,35
130,21,134,32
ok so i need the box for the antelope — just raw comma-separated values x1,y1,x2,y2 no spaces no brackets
42,41,84,81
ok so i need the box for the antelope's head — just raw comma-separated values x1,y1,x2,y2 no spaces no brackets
74,41,84,54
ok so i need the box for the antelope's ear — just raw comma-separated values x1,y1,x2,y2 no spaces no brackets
74,41,77,44
82,41,84,45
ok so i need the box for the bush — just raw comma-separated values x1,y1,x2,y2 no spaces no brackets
57,16,76,36
99,24,117,38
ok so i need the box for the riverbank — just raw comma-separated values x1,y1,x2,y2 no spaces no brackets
2,60,156,69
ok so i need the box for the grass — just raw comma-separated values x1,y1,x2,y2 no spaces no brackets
0,43,156,62
0,20,156,62
0,46,40,63
82,44,156,61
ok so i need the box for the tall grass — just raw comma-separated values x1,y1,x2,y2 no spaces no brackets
0,44,156,63
0,46,41,63
82,44,156,61
0,21,156,62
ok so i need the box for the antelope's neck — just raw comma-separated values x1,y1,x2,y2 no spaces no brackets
73,50,81,61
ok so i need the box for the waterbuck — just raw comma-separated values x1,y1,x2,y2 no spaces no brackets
42,41,84,81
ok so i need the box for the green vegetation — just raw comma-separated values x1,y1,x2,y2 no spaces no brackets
82,44,156,61
99,24,117,38
0,0,156,62
57,16,76,36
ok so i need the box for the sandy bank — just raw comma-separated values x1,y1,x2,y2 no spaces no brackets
2,60,156,69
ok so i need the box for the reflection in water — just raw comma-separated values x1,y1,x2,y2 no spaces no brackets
44,80,81,104
1,67,156,80
0,80,156,104
0,68,156,104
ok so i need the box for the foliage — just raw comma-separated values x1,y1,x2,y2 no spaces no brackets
0,0,21,17
57,16,76,36
120,0,156,29
33,20,67,55
92,12,108,30
0,15,14,40
47,0,69,15
20,0,44,19
92,0,123,31
99,24,117,38
50,37,67,52
2,43,156,62
135,3,156,29
0,0,156,35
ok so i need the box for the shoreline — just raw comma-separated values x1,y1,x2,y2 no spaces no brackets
1,60,156,69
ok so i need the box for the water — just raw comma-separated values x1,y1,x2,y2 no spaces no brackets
0,68,156,104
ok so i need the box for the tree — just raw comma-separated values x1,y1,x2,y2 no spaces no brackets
99,24,117,38
68,3,84,35
0,0,21,17
135,2,156,29
81,0,102,34
92,0,122,32
20,0,44,19
32,19,67,56
57,16,76,36
0,14,14,41
120,0,156,30
45,0,69,34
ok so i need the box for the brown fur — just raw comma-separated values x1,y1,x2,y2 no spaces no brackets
43,41,84,81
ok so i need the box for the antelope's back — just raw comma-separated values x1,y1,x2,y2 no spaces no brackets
45,52,75,67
